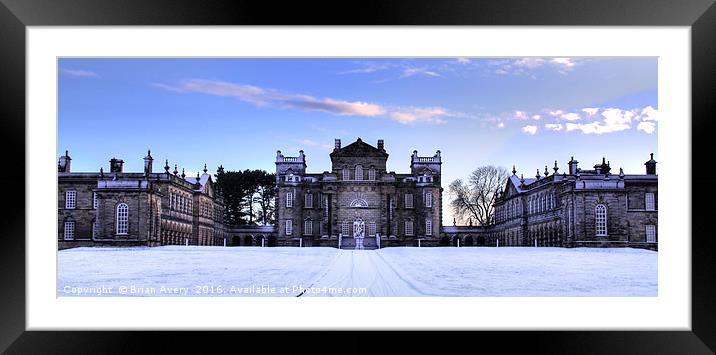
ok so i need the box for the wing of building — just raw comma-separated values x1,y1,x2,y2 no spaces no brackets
57,150,228,249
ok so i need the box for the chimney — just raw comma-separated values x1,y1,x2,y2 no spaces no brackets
334,139,341,150
568,156,579,175
377,139,384,151
58,150,71,172
645,153,657,175
109,157,124,173
143,150,153,175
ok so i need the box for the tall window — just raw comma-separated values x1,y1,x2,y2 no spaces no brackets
65,190,76,209
323,196,329,218
405,193,413,209
645,225,656,243
425,192,432,208
595,204,607,236
63,221,75,240
304,220,313,235
369,221,376,236
341,221,349,236
645,193,655,211
286,192,294,208
93,192,98,209
116,203,129,235
343,168,350,181
405,220,414,236
355,165,363,181
368,168,376,181
285,219,293,235
426,219,433,236
305,193,313,208
92,221,97,238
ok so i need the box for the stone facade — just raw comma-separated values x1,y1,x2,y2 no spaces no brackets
58,150,228,249
488,155,658,250
274,138,443,248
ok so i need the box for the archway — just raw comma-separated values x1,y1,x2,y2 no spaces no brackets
476,236,486,246
464,235,474,246
439,236,450,246
267,235,277,247
255,235,264,246
452,236,461,247
231,236,241,246
244,235,253,246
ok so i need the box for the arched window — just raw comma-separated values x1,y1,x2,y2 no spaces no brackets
595,204,607,236
116,203,129,235
342,168,350,181
368,168,376,181
355,165,363,181
304,219,313,235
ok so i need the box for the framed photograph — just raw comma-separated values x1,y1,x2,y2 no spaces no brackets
3,0,715,353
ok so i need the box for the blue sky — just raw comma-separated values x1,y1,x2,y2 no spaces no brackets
59,58,657,223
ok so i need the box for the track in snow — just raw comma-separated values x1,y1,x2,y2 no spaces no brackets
300,250,426,297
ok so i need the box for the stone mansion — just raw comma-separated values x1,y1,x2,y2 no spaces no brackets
58,139,657,250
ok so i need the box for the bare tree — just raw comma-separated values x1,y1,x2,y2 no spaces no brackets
448,165,510,226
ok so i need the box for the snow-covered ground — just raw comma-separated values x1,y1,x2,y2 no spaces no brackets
58,246,657,297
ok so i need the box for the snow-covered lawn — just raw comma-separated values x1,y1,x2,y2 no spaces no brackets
58,246,657,297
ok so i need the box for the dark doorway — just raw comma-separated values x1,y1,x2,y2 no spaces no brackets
255,236,263,246
244,236,253,246
452,237,461,247
267,235,277,247
464,236,474,246
476,236,486,246
439,236,450,246
231,236,241,246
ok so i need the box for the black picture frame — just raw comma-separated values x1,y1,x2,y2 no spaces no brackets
1,0,714,353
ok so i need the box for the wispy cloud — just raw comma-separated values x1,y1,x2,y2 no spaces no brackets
338,61,393,75
155,79,463,125
456,57,472,64
487,57,580,77
400,67,442,78
544,123,564,131
61,68,100,78
522,125,538,135
154,79,385,117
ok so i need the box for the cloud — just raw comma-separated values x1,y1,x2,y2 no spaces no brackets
522,125,538,135
582,107,599,117
400,67,442,78
532,114,541,120
637,121,657,134
487,57,580,76
514,111,528,120
339,61,393,74
389,106,452,124
61,68,100,78
456,57,471,64
559,112,582,121
497,122,505,128
154,79,386,117
563,108,635,134
544,123,563,131
639,106,658,121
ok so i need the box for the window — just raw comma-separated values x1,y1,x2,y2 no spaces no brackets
65,190,76,209
286,192,294,208
405,220,414,236
405,193,413,209
341,221,349,236
355,165,363,181
645,225,656,243
368,168,376,181
92,221,97,238
343,168,350,181
116,203,129,235
285,220,293,235
645,193,655,211
323,196,329,218
425,192,432,208
63,221,75,240
595,204,607,236
305,193,313,208
304,220,313,235
93,192,98,209
426,219,432,236
369,221,376,236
